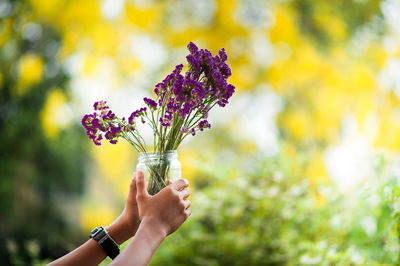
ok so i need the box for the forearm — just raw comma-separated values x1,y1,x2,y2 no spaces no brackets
110,221,166,266
48,238,107,266
48,217,134,266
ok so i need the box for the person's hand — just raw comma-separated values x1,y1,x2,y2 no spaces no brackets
121,173,142,233
136,171,191,237
107,173,141,244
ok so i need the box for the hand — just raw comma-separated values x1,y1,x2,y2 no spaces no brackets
107,173,141,244
136,171,191,238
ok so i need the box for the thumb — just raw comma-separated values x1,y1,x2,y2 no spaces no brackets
126,173,137,205
136,171,148,200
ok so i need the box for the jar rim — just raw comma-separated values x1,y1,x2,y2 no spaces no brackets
138,150,178,160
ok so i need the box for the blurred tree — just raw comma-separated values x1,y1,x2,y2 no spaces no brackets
150,152,399,265
1,0,399,264
0,0,87,264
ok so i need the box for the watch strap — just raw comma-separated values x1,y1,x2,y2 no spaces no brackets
91,227,120,259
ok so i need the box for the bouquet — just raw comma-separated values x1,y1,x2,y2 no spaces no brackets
82,42,235,194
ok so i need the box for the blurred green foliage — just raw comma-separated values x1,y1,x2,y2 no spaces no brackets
151,151,400,265
1,0,400,265
0,0,87,264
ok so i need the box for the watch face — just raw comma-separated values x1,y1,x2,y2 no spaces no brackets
90,226,103,238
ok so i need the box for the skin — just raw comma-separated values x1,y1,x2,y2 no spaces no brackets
49,171,191,266
110,171,191,266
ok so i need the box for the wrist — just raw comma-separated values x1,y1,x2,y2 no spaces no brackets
107,216,136,245
140,218,168,240
138,219,167,244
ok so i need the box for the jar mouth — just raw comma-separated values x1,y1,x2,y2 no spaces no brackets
138,150,178,160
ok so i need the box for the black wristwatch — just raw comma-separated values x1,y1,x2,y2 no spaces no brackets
90,226,120,259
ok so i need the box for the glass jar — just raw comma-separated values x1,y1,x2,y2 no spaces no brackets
136,150,181,195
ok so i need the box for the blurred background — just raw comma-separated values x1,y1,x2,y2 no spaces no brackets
1,0,400,264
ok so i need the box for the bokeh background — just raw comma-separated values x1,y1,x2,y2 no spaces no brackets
1,0,400,265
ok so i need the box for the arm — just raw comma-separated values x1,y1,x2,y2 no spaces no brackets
110,171,191,266
49,175,141,266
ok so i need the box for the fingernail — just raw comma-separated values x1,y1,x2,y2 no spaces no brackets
137,171,144,179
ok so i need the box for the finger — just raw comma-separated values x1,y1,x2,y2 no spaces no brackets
171,179,189,191
180,188,190,199
130,174,137,192
183,199,191,209
127,174,137,203
136,171,148,200
185,209,191,218
169,180,173,185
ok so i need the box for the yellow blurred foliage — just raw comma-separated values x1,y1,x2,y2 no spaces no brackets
125,2,162,30
16,53,44,95
40,88,68,138
314,7,347,40
118,56,142,76
280,109,312,140
18,0,400,233
314,193,326,207
179,149,198,185
374,93,400,150
0,19,12,47
82,54,99,76
306,152,328,185
29,0,65,19
80,204,117,232
91,141,136,199
269,6,300,46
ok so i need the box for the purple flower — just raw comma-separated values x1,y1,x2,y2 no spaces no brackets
110,124,122,138
222,84,235,101
129,107,147,124
159,116,172,127
144,97,157,110
93,101,109,111
82,114,95,130
102,110,115,120
186,54,200,74
198,120,211,131
86,129,96,140
218,48,228,62
93,134,103,146
82,42,235,150
154,82,166,96
220,63,232,77
105,131,113,140
92,117,108,132
179,102,193,120
187,42,198,55
166,98,180,113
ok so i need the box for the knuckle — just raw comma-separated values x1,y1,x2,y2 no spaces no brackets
136,194,145,201
175,194,182,203
173,189,180,197
178,179,189,187
164,186,173,195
